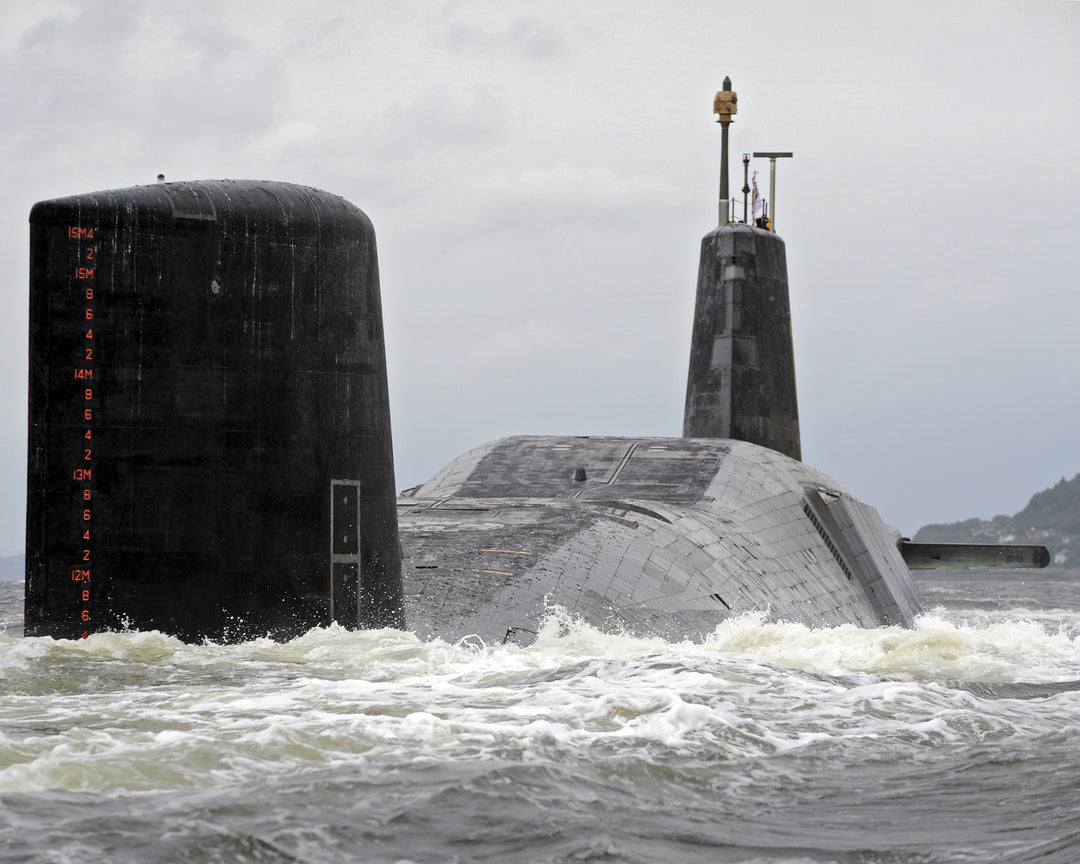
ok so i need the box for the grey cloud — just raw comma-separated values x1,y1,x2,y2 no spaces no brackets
1,3,284,160
366,89,511,160
444,16,567,61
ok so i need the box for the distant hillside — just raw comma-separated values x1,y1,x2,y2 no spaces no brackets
914,474,1080,566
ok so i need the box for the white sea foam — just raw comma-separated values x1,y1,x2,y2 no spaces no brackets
699,609,1080,682
1,605,1078,796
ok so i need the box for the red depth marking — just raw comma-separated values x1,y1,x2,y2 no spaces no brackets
72,228,97,638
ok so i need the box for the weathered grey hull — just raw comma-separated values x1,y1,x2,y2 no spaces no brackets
399,435,924,644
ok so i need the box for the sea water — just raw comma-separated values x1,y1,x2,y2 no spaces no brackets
0,571,1078,864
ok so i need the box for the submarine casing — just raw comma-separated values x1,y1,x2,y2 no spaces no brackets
26,180,402,642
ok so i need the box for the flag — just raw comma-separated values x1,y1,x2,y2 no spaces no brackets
752,172,764,218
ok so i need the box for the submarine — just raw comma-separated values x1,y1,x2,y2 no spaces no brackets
24,81,1048,643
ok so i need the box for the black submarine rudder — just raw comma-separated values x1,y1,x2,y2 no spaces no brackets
26,180,403,641
25,80,1047,643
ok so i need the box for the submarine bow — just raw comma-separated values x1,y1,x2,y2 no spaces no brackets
398,435,923,644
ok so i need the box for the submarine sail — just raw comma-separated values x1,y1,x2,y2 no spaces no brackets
683,223,800,459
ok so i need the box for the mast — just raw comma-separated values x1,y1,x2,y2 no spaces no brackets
714,77,737,224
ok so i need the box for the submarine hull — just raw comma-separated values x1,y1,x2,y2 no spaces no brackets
399,435,923,644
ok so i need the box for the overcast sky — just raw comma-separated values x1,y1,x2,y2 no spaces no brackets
1,0,1077,554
